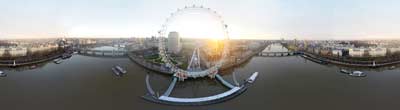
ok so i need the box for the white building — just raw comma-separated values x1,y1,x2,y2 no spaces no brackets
389,47,400,54
30,44,58,53
369,48,387,57
9,47,27,57
167,31,182,54
79,39,97,45
0,48,5,57
332,49,343,57
349,48,365,57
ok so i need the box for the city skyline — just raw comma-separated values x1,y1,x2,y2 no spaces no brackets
1,0,400,40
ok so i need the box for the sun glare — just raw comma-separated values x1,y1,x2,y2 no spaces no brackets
166,11,226,40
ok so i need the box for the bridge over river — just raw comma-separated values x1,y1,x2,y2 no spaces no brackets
258,51,299,57
143,72,259,106
258,42,300,57
77,48,127,57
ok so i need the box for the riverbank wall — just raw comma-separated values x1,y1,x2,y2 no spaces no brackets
301,51,400,67
0,52,64,67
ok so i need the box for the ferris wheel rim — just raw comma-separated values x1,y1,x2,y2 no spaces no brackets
157,5,230,78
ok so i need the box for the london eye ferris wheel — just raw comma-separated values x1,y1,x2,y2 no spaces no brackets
157,5,231,81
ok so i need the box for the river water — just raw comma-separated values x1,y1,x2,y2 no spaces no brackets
1,44,400,110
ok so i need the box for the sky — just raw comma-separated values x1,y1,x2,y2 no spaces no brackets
0,0,399,40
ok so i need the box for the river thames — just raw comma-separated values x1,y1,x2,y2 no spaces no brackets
1,44,400,110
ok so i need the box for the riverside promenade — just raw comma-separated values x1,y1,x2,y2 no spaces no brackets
127,53,173,74
301,51,400,67
0,52,64,67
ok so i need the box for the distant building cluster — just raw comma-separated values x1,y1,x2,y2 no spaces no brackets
78,39,97,45
291,40,400,58
0,39,61,57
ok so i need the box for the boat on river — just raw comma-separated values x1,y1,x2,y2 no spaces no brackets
114,65,127,74
29,65,37,69
247,72,259,83
0,71,6,77
112,67,122,76
349,71,366,77
389,66,396,70
112,65,127,76
61,53,72,59
340,69,350,74
53,58,63,64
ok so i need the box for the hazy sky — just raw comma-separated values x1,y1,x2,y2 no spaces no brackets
0,0,399,40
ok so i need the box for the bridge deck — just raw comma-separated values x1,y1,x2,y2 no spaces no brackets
162,77,178,96
145,75,155,95
259,51,298,57
262,51,294,53
215,74,235,89
158,87,241,103
142,72,259,106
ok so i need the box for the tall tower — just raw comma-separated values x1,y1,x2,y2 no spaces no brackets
167,31,182,54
